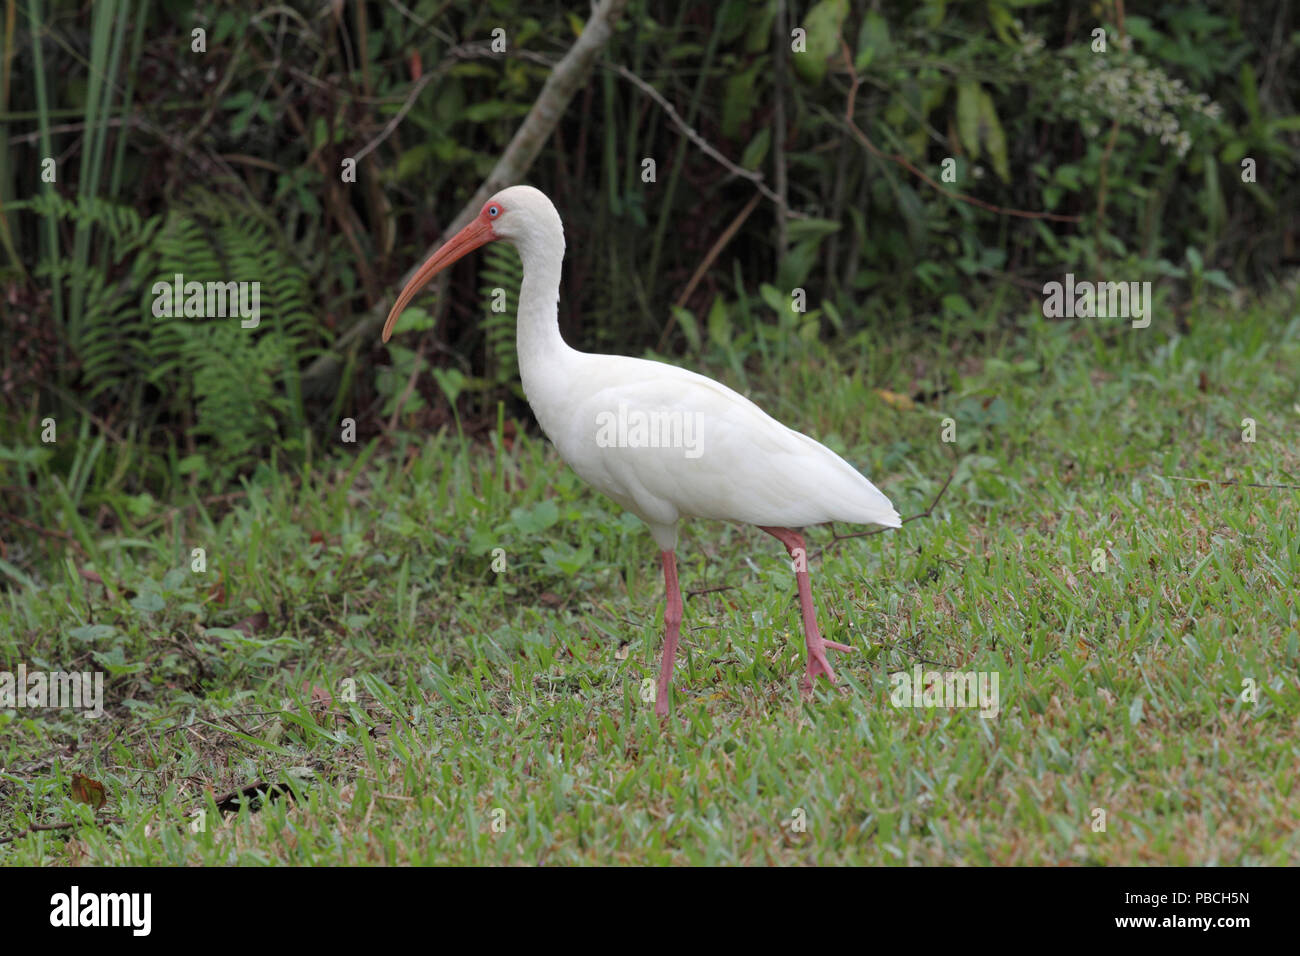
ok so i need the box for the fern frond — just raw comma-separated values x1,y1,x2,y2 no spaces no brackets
479,241,524,406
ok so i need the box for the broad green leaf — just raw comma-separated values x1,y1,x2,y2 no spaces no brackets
744,2,777,53
706,295,731,348
988,3,1016,44
717,0,753,43
432,367,467,406
1203,269,1236,291
941,293,973,318
0,445,53,467
0,559,35,590
978,89,1010,183
956,81,981,159
722,65,760,139
793,0,848,86
740,128,771,171
92,645,148,675
785,217,841,242
777,237,823,290
390,306,434,334
511,500,559,534
130,591,166,613
821,299,844,332
1054,164,1082,191
854,11,890,70
759,284,787,314
1239,63,1260,125
671,306,701,353
395,143,436,181
463,101,528,123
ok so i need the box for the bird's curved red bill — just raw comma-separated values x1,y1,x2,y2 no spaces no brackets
382,216,495,342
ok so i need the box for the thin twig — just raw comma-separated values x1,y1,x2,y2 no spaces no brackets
1160,475,1300,491
814,460,960,558
674,192,762,311
352,71,439,163
656,191,761,351
685,584,738,601
0,817,125,845
158,490,249,523
219,152,284,172
887,641,959,669
835,40,1081,224
0,513,86,555
608,63,804,216
305,0,629,375
8,116,131,145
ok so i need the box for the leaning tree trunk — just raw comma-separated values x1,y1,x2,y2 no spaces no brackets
303,0,629,394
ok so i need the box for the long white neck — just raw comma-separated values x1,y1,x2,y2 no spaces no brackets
512,219,581,406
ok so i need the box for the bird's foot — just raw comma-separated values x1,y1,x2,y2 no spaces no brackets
799,636,854,693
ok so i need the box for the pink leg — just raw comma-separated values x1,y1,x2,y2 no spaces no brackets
759,526,854,692
656,550,683,717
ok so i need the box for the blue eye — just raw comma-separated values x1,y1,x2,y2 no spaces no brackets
488,205,500,217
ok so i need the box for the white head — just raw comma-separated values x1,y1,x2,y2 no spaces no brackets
482,185,565,259
382,184,564,342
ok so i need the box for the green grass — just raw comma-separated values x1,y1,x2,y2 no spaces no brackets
3,285,1299,864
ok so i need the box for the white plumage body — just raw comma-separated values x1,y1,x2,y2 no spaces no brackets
523,351,900,549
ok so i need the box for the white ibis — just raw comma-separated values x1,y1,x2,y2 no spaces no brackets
383,186,900,716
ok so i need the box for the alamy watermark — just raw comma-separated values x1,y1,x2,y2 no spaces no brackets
50,886,151,936
1042,273,1151,328
0,665,104,718
151,273,261,328
889,664,1000,718
595,402,704,459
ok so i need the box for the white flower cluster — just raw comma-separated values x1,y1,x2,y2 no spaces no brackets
1009,27,1222,159
1057,51,1221,158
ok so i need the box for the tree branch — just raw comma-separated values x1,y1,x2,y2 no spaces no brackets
811,459,960,559
303,0,630,390
833,39,1081,224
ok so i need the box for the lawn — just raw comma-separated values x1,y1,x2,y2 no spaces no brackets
3,285,1298,864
